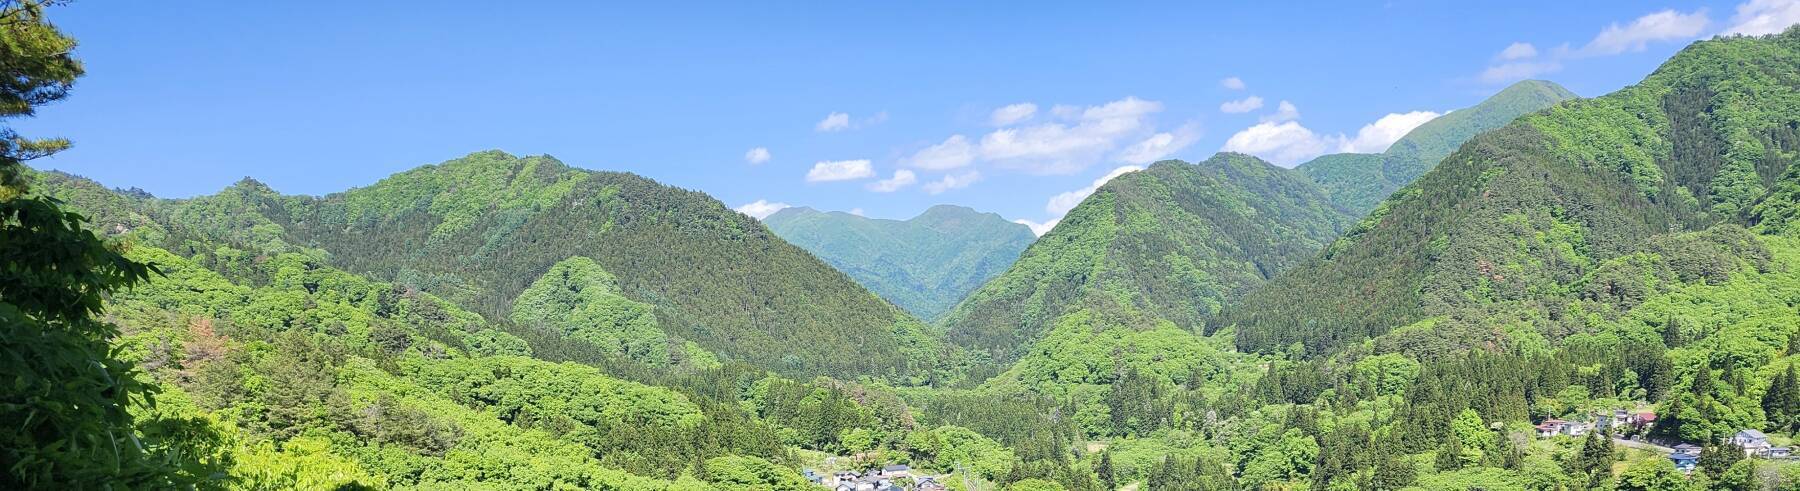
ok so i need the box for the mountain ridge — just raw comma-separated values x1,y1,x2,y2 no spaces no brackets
1299,79,1579,214
763,203,1036,322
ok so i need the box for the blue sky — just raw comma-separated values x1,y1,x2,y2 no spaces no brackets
19,1,1798,233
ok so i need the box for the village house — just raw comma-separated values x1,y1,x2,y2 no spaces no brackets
1732,429,1773,456
1595,409,1631,430
1562,420,1594,437
880,464,912,479
1673,443,1702,456
1670,453,1699,472
1536,419,1567,438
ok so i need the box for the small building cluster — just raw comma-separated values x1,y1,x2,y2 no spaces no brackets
1664,429,1794,473
1728,429,1792,459
805,465,946,491
1534,409,1656,438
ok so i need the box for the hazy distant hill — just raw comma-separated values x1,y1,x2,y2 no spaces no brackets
763,205,1036,322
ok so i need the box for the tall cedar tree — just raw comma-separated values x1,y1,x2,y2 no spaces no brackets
0,1,203,487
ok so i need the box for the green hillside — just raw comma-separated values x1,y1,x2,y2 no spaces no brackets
762,204,1036,322
939,153,1354,366
40,152,943,380
1227,32,1800,357
1300,79,1578,213
21,1,1800,487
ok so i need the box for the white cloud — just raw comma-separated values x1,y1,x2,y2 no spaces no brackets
1220,96,1265,113
1222,121,1333,167
850,208,865,216
866,169,917,192
1479,61,1563,84
1221,77,1246,90
905,135,976,170
805,159,875,182
990,103,1038,126
815,111,887,132
735,200,790,220
1337,111,1442,153
1581,9,1710,55
1118,124,1201,164
1725,0,1800,35
744,147,771,164
1014,218,1059,237
978,96,1164,174
922,171,981,194
1260,100,1301,123
1498,42,1539,60
816,112,851,132
1046,165,1143,216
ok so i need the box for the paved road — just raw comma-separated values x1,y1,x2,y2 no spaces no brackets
1614,438,1675,454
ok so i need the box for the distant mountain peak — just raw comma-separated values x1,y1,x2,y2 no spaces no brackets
764,204,1036,322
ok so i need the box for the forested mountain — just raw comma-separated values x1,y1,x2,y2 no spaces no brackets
19,164,989,489
40,151,946,380
763,205,1036,322
18,0,1800,487
1226,32,1800,357
940,153,1353,366
1299,79,1578,213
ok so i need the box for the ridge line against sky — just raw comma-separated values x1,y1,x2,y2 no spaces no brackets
18,1,1799,233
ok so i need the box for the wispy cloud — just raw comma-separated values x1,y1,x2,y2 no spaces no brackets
1479,61,1563,84
867,169,917,192
1014,218,1059,237
734,199,790,220
1580,8,1710,55
1222,121,1331,166
1220,77,1246,90
744,147,771,164
816,112,850,132
990,103,1038,126
1259,100,1300,123
805,159,875,182
1497,42,1539,60
904,135,976,170
977,96,1164,174
1046,165,1143,217
1724,0,1800,35
1221,105,1440,166
1474,7,1710,85
1220,96,1264,114
922,170,981,194
815,111,887,132
1337,111,1441,154
1118,124,1201,164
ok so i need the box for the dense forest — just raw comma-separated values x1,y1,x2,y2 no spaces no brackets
763,205,1036,323
939,152,1355,368
13,1,1800,489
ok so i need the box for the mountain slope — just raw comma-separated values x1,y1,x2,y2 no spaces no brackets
1299,79,1578,213
1226,31,1800,356
47,151,941,379
762,205,1036,322
940,153,1354,364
